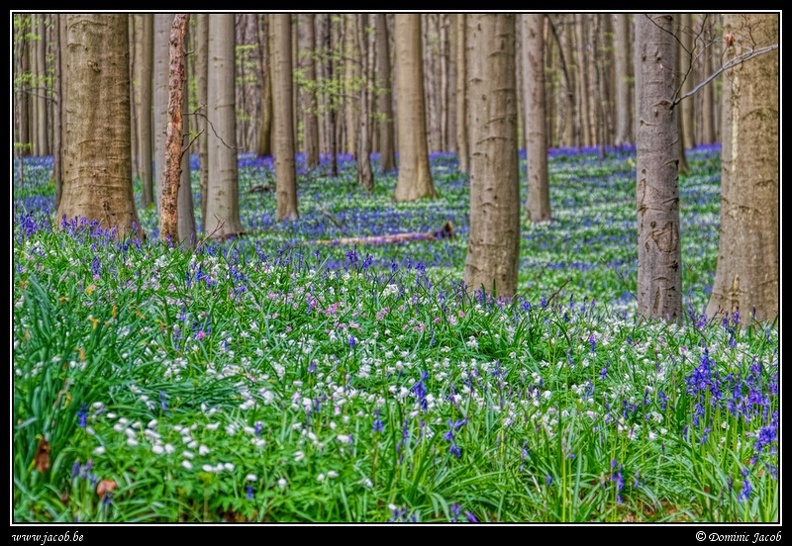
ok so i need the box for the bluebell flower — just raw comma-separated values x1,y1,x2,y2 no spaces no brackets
77,404,88,428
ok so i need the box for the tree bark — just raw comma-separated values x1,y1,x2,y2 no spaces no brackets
52,14,63,208
635,14,682,324
343,14,358,157
455,14,469,173
521,14,551,223
137,14,154,208
613,14,632,147
256,14,273,158
393,15,436,202
153,14,171,211
195,14,209,228
58,14,144,240
272,13,299,221
375,13,396,173
206,13,244,239
463,14,520,298
356,13,375,191
706,14,778,325
299,14,320,169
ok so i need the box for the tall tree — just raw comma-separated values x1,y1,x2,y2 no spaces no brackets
205,14,244,239
137,14,155,208
356,13,375,191
57,14,144,239
520,14,550,223
375,13,396,173
674,14,690,175
35,14,48,157
613,14,632,147
455,14,469,173
678,13,696,151
343,14,359,157
195,14,209,227
52,14,63,207
463,14,520,298
706,14,778,325
272,13,299,221
393,14,436,202
298,14,320,169
635,14,682,324
153,14,171,210
256,14,273,158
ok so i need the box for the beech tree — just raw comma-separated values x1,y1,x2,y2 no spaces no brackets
706,14,778,325
635,14,682,324
463,14,520,298
57,14,144,240
272,13,299,221
393,14,436,202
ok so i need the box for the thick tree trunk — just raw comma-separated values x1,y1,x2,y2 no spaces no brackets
463,14,520,298
706,14,778,325
635,14,682,324
455,14,469,173
393,15,436,202
521,14,551,223
272,14,299,221
58,14,144,240
205,14,244,239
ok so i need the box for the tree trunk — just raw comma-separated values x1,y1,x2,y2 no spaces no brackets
613,14,632,147
698,15,716,144
272,14,299,221
195,14,209,228
455,14,469,173
706,14,778,325
129,16,139,180
299,14,320,169
464,14,520,298
393,15,436,202
574,14,591,148
343,14,358,157
35,14,48,157
675,14,690,175
206,13,244,239
153,14,171,211
58,14,144,240
52,14,63,208
678,13,696,150
635,14,682,324
138,14,154,208
256,14,273,158
521,14,551,223
356,13,375,191
375,13,396,173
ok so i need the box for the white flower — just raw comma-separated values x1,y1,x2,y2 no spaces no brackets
199,444,211,455
183,450,195,459
127,438,139,446
277,478,288,489
246,474,258,482
317,473,325,482
251,438,266,448
224,462,235,472
164,443,175,454
205,422,220,431
337,434,350,444
327,470,338,479
147,419,158,429
93,446,106,455
202,464,214,472
294,451,305,462
181,460,193,470
152,444,165,455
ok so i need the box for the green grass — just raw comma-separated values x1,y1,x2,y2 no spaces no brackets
12,145,778,522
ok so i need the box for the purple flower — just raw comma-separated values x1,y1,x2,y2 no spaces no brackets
77,404,88,428
372,411,384,433
449,443,462,458
246,485,254,500
349,336,356,349
545,475,553,486
464,511,478,523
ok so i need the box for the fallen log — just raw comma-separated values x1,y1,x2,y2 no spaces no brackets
310,220,454,246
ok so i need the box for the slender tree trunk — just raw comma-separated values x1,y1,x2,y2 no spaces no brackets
299,14,320,169
327,15,338,177
455,14,469,173
272,14,299,221
256,14,273,158
177,62,197,248
521,14,551,223
52,14,63,207
206,13,244,239
699,15,716,144
58,14,144,240
393,15,436,201
439,14,449,152
343,14,358,157
375,13,396,173
675,14,690,175
160,14,188,245
463,14,520,298
575,14,591,148
19,24,31,157
613,14,632,147
447,14,457,154
706,14,778,325
129,15,139,180
153,14,171,211
635,14,682,324
194,14,209,228
356,13,375,191
35,14,48,157
678,13,696,150
138,14,154,208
